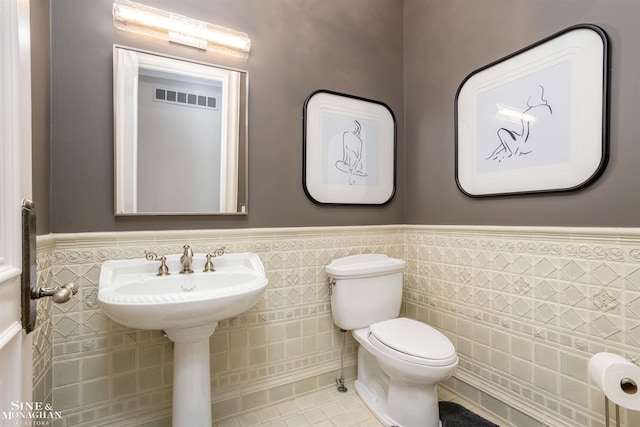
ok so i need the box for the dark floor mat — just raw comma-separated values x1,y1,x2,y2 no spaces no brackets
439,401,500,427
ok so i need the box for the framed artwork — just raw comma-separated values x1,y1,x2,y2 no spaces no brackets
303,90,396,205
455,24,610,197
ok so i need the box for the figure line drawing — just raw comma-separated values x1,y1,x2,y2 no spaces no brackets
335,119,368,185
486,85,553,163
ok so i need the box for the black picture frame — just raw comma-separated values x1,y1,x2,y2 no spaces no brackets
455,24,610,197
303,90,397,205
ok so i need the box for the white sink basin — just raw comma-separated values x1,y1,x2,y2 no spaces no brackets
99,251,268,426
98,252,268,330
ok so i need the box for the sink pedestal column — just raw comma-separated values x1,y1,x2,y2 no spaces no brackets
165,323,218,427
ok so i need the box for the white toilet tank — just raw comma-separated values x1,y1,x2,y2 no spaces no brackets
326,254,406,331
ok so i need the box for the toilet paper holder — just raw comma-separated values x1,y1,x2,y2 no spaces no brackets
620,377,638,395
604,378,638,427
589,352,640,427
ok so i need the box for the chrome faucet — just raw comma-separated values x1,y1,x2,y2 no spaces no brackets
180,244,194,274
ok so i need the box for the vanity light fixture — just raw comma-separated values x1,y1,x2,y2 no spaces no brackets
112,0,251,58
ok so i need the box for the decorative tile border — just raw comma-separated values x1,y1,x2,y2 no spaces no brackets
44,226,403,426
405,225,640,427
33,235,55,406
37,225,640,427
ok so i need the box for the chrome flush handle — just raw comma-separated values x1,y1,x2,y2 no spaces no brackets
328,278,336,296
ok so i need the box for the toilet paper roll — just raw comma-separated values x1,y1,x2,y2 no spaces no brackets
588,352,640,410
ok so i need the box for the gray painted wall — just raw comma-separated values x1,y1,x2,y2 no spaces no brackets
31,0,51,235
49,0,405,232
44,0,640,232
404,0,640,227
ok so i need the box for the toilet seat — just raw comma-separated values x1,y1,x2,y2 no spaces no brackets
368,318,457,367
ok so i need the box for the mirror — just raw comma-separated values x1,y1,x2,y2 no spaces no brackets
113,46,248,215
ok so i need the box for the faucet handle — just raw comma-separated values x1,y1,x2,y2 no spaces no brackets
203,253,215,272
212,247,225,257
203,247,225,273
145,251,170,276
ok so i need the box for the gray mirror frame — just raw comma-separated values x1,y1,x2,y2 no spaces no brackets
113,45,248,215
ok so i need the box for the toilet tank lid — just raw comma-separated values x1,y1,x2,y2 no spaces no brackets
326,254,405,279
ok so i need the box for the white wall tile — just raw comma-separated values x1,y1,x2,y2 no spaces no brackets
39,225,640,426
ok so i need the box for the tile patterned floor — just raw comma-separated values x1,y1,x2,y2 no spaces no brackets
214,381,504,427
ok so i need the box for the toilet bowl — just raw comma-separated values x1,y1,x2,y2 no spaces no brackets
352,318,457,427
326,254,458,427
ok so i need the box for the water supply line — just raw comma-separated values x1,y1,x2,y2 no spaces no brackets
328,277,347,392
336,329,348,393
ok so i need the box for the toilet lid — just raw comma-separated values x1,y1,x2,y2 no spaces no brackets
369,318,457,367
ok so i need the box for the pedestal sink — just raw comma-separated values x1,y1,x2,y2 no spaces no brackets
98,252,268,426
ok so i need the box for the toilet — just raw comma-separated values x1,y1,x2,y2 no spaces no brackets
326,254,458,427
